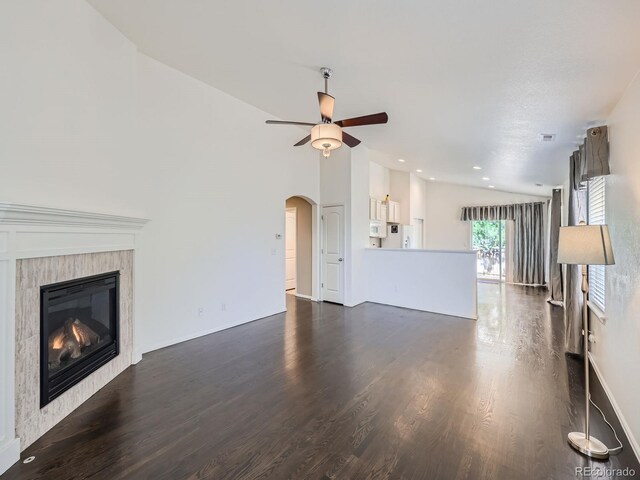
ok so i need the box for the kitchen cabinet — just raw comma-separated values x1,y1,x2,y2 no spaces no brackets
369,198,387,222
385,201,400,223
370,198,400,223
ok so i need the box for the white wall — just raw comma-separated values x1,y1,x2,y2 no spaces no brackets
136,54,321,352
369,161,390,200
0,0,139,215
424,182,549,250
366,249,477,319
1,0,321,357
390,170,411,224
589,70,640,458
349,147,371,306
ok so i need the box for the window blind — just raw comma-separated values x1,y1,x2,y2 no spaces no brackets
588,176,606,311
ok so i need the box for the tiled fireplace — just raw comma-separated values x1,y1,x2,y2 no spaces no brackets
16,252,133,448
0,203,148,473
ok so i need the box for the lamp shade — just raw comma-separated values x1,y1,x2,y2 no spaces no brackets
557,224,615,265
310,123,342,151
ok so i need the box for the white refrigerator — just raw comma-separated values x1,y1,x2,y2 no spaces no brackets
382,224,415,249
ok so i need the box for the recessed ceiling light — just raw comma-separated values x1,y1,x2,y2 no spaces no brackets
473,166,482,170
416,169,423,173
398,158,405,163
482,176,490,181
488,185,495,189
428,177,435,181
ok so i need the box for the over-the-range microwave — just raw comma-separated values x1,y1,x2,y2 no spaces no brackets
370,220,384,238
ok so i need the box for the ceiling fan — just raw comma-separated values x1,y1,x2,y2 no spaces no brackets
266,67,388,158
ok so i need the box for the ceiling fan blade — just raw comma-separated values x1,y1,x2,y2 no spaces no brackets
342,132,361,148
294,135,311,146
266,120,316,126
334,112,388,128
317,92,335,123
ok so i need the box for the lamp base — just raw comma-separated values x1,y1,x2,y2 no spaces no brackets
568,432,609,460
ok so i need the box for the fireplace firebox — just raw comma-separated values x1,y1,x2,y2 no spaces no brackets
40,271,119,407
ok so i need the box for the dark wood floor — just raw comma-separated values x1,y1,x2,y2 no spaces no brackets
4,284,639,479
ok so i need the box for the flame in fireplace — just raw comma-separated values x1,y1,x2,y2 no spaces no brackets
48,318,100,368
51,331,66,350
72,322,81,342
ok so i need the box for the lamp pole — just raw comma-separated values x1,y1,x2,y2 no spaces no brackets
566,263,609,459
582,264,590,442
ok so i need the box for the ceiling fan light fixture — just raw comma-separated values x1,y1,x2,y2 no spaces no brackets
311,123,342,155
267,68,386,154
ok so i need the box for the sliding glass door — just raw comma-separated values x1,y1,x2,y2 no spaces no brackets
472,220,506,281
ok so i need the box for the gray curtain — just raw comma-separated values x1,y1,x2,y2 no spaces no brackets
512,202,546,285
565,149,588,354
547,189,563,305
460,204,514,221
582,126,610,181
565,126,611,354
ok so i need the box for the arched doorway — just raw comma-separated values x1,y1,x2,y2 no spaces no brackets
285,196,316,300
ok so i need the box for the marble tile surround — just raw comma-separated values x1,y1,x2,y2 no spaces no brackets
15,250,133,450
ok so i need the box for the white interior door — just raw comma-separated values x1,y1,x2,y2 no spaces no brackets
413,218,424,249
322,205,345,304
285,208,297,291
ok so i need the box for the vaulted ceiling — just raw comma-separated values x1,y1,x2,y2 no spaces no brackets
88,0,640,195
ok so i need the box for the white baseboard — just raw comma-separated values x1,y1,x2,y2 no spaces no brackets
589,353,640,463
140,309,286,355
344,300,366,308
294,293,317,301
132,350,143,364
0,438,20,476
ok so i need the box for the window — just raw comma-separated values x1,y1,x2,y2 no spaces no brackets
587,176,606,311
472,220,506,281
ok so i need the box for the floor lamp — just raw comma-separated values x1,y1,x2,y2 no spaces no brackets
558,222,615,460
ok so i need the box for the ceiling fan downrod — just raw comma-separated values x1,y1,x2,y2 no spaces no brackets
321,67,332,95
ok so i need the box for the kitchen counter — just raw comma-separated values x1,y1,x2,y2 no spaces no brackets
364,248,478,319
367,247,476,255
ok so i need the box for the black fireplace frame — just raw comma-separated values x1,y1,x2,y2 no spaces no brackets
40,271,120,407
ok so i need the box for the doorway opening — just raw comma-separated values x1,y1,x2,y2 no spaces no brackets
285,196,314,299
472,220,506,281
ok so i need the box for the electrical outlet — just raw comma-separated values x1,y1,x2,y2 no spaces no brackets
198,307,204,317
221,303,227,312
271,248,276,256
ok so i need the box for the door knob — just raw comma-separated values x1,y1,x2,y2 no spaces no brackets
338,257,343,262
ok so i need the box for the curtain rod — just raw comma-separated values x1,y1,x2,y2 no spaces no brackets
461,201,546,209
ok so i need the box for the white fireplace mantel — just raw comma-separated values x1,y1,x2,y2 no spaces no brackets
0,203,148,230
0,203,148,475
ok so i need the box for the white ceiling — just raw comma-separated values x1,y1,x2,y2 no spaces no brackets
88,0,640,195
